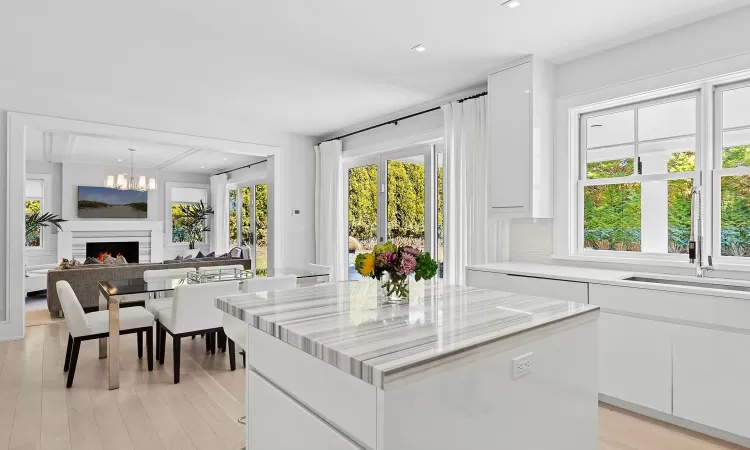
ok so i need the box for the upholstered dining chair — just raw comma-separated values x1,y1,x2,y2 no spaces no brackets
156,280,240,383
223,275,297,371
143,268,197,356
57,280,154,388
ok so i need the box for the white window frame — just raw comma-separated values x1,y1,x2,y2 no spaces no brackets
343,143,437,278
576,90,702,261
164,182,210,247
712,79,750,263
566,68,750,269
25,174,53,251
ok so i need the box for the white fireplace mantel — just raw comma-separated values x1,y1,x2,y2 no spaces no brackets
58,220,164,263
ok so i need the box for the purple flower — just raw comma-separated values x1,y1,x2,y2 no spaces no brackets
398,254,417,276
376,251,398,270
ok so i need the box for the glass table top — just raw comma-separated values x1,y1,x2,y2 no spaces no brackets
99,266,329,296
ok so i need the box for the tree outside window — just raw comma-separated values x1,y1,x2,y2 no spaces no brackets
25,199,42,247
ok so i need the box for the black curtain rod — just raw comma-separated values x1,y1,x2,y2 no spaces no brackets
321,91,487,145
214,159,268,176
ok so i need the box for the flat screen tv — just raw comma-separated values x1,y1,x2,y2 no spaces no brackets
77,186,148,219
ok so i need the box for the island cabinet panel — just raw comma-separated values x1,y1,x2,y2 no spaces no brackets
378,316,599,450
673,326,750,439
598,312,674,414
248,369,362,450
466,269,589,303
246,326,377,449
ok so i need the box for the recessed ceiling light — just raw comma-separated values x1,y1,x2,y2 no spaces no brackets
201,165,205,169
411,44,427,53
504,0,521,8
117,158,123,162
223,157,228,161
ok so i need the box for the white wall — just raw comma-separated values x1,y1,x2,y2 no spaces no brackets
279,134,316,266
545,5,750,276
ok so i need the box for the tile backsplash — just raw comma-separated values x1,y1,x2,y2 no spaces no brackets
508,218,554,263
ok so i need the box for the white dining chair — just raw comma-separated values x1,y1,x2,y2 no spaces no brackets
156,280,240,383
143,268,197,355
305,263,332,275
223,275,297,371
57,280,154,388
305,263,332,283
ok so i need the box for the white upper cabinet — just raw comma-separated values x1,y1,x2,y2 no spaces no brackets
488,56,554,218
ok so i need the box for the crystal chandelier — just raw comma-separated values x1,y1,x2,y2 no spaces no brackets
104,148,157,191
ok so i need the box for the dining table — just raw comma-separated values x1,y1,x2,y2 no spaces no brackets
96,266,330,390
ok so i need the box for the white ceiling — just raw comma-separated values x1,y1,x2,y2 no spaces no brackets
25,131,264,174
2,0,748,138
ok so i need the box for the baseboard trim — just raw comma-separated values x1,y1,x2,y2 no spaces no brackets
599,394,750,448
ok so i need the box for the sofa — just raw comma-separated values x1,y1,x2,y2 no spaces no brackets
46,257,252,316
25,263,60,294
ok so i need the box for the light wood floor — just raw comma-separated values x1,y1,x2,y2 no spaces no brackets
0,324,745,450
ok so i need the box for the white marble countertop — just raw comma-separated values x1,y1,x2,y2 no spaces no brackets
216,280,598,389
467,262,750,300
466,262,634,283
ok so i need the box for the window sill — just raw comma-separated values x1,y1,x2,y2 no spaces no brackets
24,247,53,254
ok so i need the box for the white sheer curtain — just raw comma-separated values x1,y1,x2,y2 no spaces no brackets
314,140,346,281
442,97,501,285
209,173,230,256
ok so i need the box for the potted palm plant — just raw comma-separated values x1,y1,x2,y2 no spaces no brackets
25,211,66,246
174,200,214,250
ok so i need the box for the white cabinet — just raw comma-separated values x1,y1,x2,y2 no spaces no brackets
598,313,674,414
673,326,750,439
488,56,554,218
247,369,362,450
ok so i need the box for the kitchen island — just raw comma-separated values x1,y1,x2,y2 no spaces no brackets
217,280,600,450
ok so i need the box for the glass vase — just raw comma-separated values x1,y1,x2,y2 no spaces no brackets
379,274,410,305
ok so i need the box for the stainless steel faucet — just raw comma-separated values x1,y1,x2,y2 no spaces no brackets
689,186,714,277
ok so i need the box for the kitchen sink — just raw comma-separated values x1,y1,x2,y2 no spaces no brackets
624,276,750,292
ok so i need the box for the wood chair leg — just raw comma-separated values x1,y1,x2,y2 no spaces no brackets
210,332,216,355
228,339,236,371
146,327,154,372
173,336,182,384
64,334,73,372
155,320,161,357
219,331,227,353
66,338,81,388
137,331,143,359
159,324,167,365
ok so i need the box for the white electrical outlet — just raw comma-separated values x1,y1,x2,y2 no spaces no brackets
512,352,533,379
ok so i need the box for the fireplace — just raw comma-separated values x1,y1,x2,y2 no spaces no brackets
86,241,140,263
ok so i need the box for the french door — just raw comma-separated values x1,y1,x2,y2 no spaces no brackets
230,183,268,277
344,145,438,280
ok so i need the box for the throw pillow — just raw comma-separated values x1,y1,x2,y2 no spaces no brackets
196,251,205,258
57,258,82,269
206,251,216,258
103,255,117,265
184,254,193,259
83,257,103,265
116,255,128,265
174,255,183,261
